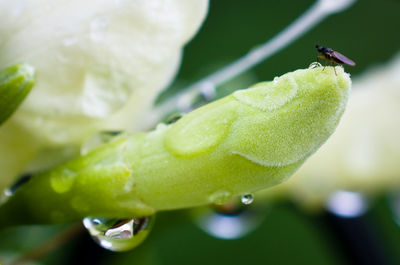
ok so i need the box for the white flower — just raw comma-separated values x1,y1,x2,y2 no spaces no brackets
0,0,209,190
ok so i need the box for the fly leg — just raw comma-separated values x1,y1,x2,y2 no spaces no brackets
317,55,326,71
331,61,337,76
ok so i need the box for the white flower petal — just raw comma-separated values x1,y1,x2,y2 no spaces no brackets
0,0,209,189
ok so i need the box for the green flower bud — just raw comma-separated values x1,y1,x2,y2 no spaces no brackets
0,63,35,125
0,66,351,226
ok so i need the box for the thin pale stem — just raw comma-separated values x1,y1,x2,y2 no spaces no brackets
154,0,355,116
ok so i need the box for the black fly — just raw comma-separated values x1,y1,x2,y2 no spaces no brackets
316,45,355,74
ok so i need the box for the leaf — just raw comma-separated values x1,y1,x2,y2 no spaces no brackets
0,63,35,125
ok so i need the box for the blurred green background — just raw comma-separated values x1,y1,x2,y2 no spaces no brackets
1,0,400,264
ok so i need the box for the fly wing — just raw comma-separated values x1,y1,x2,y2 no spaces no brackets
332,51,356,66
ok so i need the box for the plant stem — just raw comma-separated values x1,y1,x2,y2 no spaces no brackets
155,0,356,116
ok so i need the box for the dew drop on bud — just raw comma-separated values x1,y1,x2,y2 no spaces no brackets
308,62,322,69
209,190,232,205
82,215,154,252
241,193,254,205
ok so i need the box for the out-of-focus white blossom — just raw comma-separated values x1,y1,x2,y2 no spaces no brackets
0,0,209,190
262,53,400,209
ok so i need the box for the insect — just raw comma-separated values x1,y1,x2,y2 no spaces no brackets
316,45,355,74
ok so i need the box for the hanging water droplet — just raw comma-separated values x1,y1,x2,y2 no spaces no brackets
241,193,254,205
193,204,265,240
309,62,322,69
81,131,122,155
83,215,154,252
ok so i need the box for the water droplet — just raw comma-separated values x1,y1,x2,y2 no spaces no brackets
90,17,109,42
326,190,368,218
309,62,322,69
81,131,122,155
83,216,154,252
50,169,77,193
209,190,232,205
241,194,254,205
193,204,265,240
